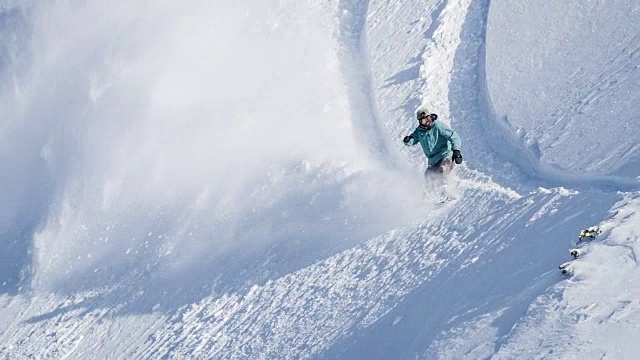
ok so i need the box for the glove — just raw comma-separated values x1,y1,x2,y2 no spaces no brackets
403,135,412,146
452,149,462,164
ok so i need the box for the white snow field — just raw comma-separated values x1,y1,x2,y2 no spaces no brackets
0,0,639,358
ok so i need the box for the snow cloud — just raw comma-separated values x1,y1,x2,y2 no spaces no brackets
0,1,422,293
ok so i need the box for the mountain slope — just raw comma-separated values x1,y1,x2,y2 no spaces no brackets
0,0,639,358
486,0,640,177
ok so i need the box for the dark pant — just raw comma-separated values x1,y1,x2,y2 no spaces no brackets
425,157,454,176
423,157,455,197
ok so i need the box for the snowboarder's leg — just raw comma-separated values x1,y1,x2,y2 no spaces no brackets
438,158,458,199
423,164,441,199
424,158,458,203
439,158,454,176
424,159,450,202
424,164,440,179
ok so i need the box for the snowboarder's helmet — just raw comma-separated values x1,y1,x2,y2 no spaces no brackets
416,107,429,121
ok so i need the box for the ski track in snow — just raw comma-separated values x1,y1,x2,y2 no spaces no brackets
336,0,400,167
1,0,639,358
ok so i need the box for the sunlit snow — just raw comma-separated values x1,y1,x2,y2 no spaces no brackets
0,0,638,358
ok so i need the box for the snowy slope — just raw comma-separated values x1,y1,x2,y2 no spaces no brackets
493,196,640,360
0,0,639,359
486,1,640,177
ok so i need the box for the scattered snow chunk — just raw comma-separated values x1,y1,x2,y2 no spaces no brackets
557,187,577,196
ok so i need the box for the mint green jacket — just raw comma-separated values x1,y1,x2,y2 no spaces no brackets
405,121,461,165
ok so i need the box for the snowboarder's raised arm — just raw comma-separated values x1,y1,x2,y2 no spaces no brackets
402,132,418,146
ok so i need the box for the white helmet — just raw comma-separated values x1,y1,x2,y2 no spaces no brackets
416,106,429,120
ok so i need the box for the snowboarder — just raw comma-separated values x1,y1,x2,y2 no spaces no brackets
403,107,462,201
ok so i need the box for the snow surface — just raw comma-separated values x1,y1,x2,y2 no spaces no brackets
0,0,639,358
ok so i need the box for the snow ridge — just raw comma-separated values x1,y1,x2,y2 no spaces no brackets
336,0,399,166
